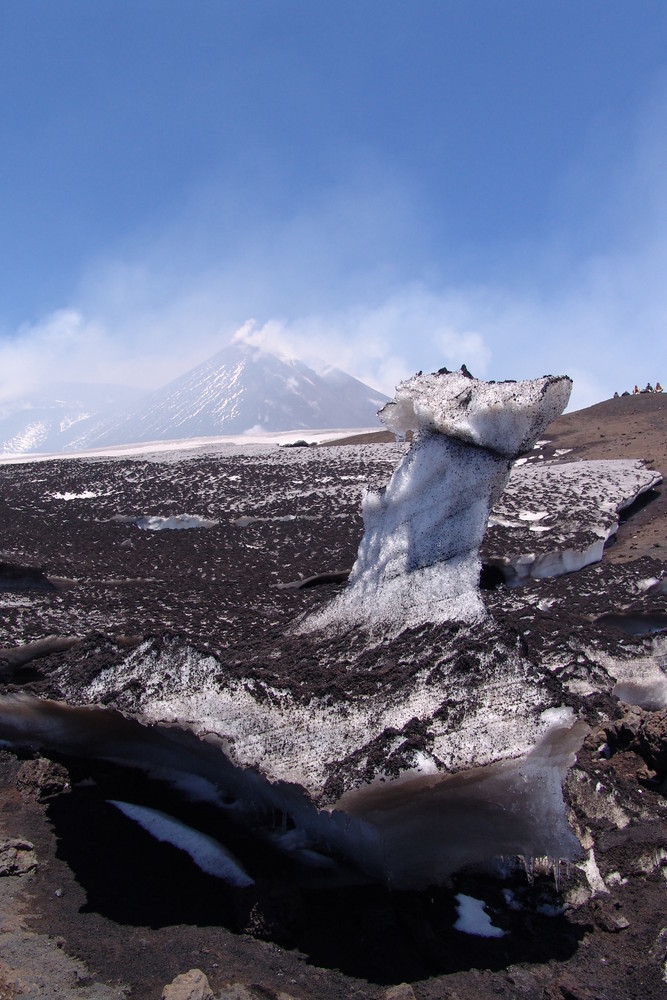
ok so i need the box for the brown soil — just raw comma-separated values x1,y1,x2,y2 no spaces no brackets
544,393,667,563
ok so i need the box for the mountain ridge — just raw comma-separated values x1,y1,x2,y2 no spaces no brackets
0,382,148,456
1,344,388,455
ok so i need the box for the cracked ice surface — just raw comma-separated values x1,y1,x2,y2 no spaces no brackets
306,371,571,631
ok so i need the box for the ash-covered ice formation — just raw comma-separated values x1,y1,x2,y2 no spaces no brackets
2,367,619,887
307,368,572,631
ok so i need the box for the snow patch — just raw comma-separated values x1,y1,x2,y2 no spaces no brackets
487,459,662,585
108,800,254,885
379,371,571,458
136,514,219,531
577,848,609,895
50,490,100,500
594,637,667,709
454,894,506,937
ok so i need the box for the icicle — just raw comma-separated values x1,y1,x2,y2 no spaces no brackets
521,855,535,885
552,859,560,891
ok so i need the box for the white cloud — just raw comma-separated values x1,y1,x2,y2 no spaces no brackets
226,289,493,394
2,83,666,412
2,237,665,412
0,309,102,403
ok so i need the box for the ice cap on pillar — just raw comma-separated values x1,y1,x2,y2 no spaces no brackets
379,367,573,458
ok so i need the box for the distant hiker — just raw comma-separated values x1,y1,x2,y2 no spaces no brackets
633,385,640,394
656,382,663,392
613,391,619,398
644,383,654,393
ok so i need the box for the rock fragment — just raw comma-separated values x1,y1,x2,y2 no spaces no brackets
162,968,214,1000
637,707,667,774
605,705,667,776
17,756,70,800
592,898,630,932
0,837,37,876
382,984,418,999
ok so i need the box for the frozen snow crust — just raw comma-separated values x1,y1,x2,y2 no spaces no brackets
46,620,571,803
307,369,572,631
0,646,584,887
309,434,500,629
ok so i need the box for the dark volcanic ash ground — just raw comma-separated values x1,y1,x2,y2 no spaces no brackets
0,393,666,999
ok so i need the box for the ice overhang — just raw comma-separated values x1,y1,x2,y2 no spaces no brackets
379,370,572,458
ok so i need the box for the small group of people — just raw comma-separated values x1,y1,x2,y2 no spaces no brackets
632,382,663,394
614,382,663,397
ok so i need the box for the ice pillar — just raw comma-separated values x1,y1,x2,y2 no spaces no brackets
308,369,572,631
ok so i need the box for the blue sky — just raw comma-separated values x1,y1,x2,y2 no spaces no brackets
1,1,666,410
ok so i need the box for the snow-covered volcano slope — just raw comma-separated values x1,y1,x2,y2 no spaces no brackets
75,342,388,447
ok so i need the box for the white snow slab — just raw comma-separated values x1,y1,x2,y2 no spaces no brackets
0,427,382,464
589,636,667,710
135,514,219,531
68,635,579,810
108,800,254,885
486,459,662,582
454,894,505,937
49,490,101,500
